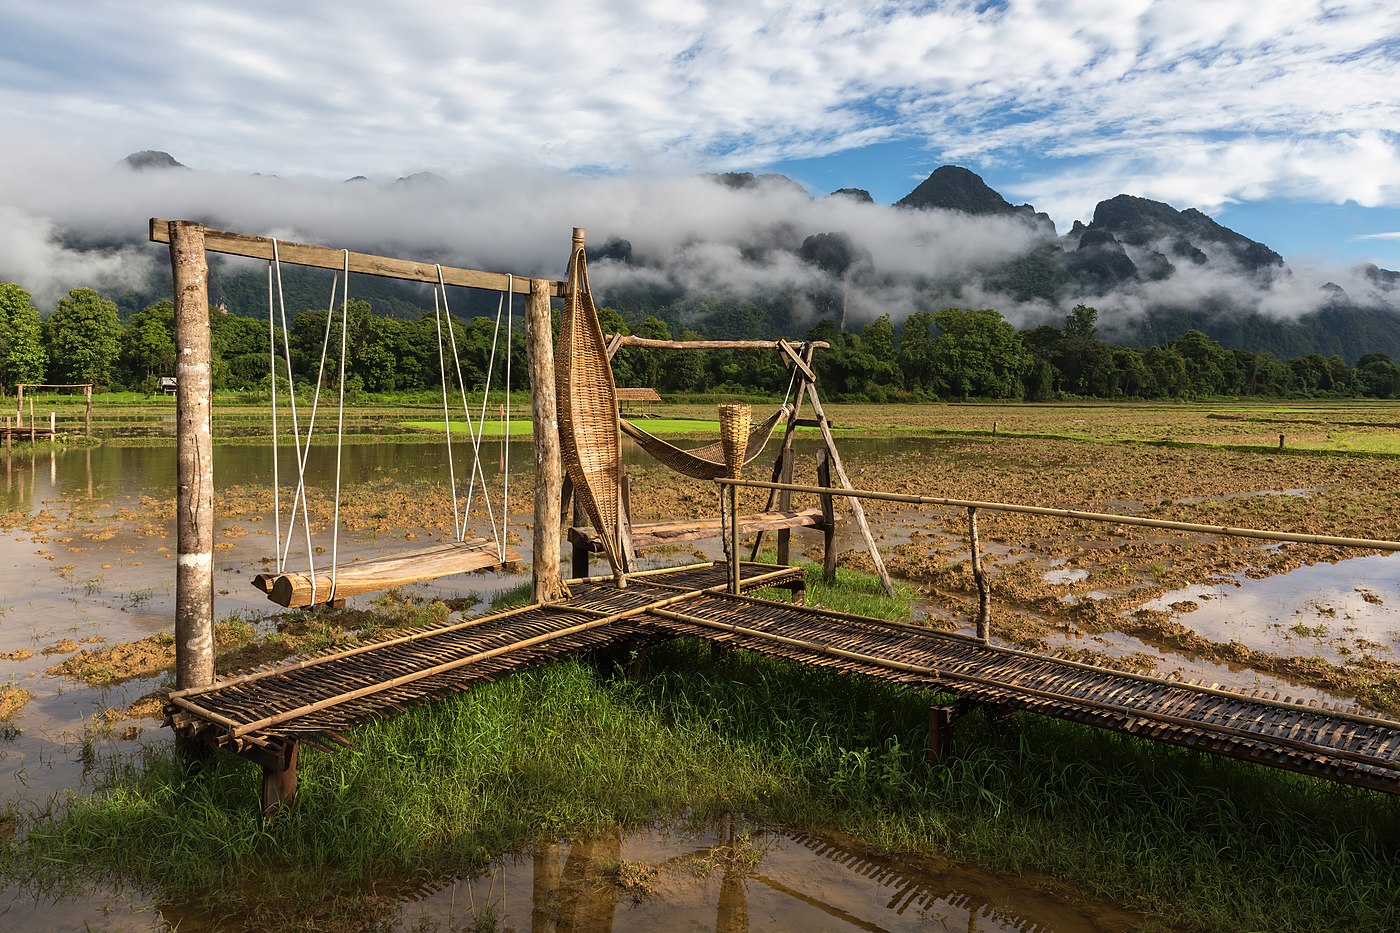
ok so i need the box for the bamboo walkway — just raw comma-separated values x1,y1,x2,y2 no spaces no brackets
167,561,1400,811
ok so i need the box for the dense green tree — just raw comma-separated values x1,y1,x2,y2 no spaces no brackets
896,310,938,397
0,284,47,386
1357,352,1399,398
928,307,1029,399
119,301,176,389
47,288,120,385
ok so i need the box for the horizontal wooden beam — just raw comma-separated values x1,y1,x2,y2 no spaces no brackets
718,479,1400,553
149,219,563,297
607,336,830,352
569,507,839,551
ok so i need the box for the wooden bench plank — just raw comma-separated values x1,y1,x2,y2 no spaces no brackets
253,539,521,608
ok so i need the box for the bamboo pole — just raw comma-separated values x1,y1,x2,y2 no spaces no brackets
150,219,559,297
717,479,1400,553
170,220,215,690
606,336,830,352
527,276,568,603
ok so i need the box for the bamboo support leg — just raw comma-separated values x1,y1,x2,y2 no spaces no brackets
803,382,894,596
258,740,299,819
728,483,741,595
817,449,837,583
774,449,795,565
968,508,991,642
571,493,589,579
927,705,954,768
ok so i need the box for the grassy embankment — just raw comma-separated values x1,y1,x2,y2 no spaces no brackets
3,565,1399,932
19,390,1400,456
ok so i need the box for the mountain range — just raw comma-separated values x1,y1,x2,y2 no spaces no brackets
81,153,1400,363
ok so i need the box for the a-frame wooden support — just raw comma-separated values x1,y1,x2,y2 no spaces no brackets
570,336,895,597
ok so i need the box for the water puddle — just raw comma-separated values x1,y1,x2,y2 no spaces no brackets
1142,553,1400,665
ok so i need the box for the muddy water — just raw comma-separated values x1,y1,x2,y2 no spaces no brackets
1141,553,1400,665
0,823,1153,932
0,435,1390,931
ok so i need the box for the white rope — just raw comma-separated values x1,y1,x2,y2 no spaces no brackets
438,268,502,553
279,268,340,604
328,249,350,601
433,284,461,536
267,263,281,572
270,241,317,588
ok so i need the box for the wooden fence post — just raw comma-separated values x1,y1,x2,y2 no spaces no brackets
968,507,991,642
84,385,92,436
527,277,568,603
170,221,215,691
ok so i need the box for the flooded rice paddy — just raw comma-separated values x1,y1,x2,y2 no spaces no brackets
2,429,1399,930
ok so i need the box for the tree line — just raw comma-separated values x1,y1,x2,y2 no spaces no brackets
1,282,1396,401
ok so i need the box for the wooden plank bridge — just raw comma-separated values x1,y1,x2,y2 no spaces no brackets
167,561,1400,814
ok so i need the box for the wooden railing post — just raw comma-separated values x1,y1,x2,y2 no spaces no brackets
170,220,215,691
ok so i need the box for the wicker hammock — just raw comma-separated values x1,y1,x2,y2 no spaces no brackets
619,403,790,480
556,244,628,583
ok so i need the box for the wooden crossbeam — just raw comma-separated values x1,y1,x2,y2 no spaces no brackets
569,507,839,552
252,539,521,608
149,219,562,297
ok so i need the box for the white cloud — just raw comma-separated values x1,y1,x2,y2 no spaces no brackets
0,0,1395,225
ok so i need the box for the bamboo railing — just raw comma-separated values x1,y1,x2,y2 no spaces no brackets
717,478,1400,640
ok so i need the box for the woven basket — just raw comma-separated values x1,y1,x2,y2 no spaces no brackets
718,402,752,479
556,245,626,581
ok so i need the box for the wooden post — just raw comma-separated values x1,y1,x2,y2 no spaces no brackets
170,221,215,691
4,417,9,454
816,449,837,583
803,381,895,596
968,507,991,642
729,482,741,594
927,704,954,767
28,396,34,444
49,411,55,437
774,448,794,565
84,385,92,436
527,277,568,603
1279,434,1285,450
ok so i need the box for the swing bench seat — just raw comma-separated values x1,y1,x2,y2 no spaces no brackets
252,539,522,609
567,507,841,553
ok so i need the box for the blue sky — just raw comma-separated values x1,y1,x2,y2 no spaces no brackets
1,0,1398,269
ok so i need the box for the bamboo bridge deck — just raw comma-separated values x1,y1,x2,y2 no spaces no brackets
167,561,1400,810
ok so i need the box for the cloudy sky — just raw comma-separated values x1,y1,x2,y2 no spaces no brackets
2,0,1398,267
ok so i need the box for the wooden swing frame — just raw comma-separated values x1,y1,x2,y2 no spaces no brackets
153,219,569,691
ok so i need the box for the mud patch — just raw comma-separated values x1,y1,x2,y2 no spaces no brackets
0,685,31,719
45,634,174,686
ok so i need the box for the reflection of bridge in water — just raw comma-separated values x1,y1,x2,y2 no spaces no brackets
406,822,1073,932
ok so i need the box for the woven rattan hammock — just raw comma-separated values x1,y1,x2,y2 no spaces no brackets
619,404,790,480
556,243,628,584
